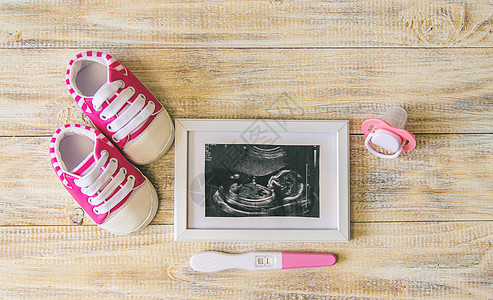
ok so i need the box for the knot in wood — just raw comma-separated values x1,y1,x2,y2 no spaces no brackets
402,5,464,46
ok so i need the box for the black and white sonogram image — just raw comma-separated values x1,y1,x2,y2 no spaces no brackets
204,144,320,217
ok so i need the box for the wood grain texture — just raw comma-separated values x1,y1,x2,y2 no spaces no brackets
1,0,492,48
1,1,492,298
0,223,491,299
1,134,491,226
0,48,492,136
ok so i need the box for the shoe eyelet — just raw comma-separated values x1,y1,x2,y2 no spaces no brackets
88,197,94,205
101,150,109,158
118,80,125,88
110,157,118,164
64,181,73,189
106,124,113,132
122,168,127,175
128,175,135,182
100,114,108,120
93,207,100,215
112,135,120,143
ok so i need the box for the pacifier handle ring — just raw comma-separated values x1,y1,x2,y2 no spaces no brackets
365,133,403,159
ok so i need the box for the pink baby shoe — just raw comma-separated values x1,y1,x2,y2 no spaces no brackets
49,124,158,234
66,51,174,165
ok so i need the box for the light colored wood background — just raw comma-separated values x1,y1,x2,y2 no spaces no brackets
0,0,492,299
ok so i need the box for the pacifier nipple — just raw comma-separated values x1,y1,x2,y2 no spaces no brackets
362,106,416,159
382,106,407,129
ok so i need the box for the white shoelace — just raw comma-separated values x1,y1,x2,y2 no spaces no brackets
92,81,155,142
74,151,135,215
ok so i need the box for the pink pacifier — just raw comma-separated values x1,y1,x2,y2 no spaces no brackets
362,106,416,159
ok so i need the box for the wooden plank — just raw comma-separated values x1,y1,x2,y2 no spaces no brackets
1,134,491,226
0,222,491,298
1,0,492,48
0,48,492,136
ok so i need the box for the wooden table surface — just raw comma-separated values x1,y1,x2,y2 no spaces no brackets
1,0,492,298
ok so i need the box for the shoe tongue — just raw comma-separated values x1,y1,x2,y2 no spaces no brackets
70,153,96,176
108,67,126,83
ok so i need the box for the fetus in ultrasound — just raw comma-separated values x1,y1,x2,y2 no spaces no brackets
205,144,320,218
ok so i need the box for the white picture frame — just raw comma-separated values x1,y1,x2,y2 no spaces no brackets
174,119,350,242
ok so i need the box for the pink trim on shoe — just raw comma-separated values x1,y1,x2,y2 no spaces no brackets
49,124,146,225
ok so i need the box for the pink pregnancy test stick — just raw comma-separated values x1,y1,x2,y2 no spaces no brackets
190,251,337,273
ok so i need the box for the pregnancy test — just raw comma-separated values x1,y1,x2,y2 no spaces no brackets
190,251,336,272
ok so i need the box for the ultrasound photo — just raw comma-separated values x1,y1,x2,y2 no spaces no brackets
204,144,320,217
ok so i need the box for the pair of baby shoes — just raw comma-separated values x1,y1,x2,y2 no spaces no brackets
49,51,174,235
